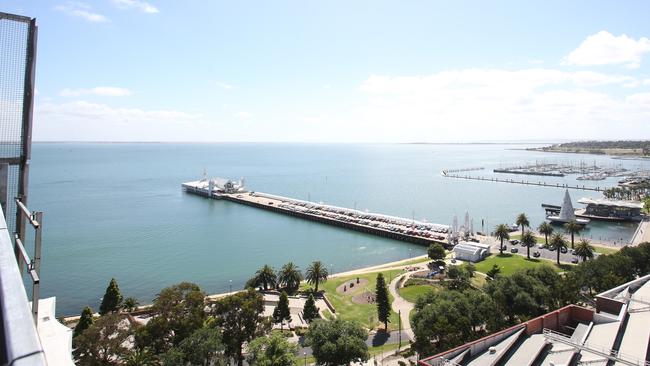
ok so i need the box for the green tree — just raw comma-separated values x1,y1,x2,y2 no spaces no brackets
135,282,206,353
463,262,476,277
494,224,510,255
446,266,470,290
122,297,139,313
302,294,320,322
172,325,226,366
73,313,131,365
306,319,369,366
427,243,446,261
305,261,329,293
273,291,293,331
278,262,303,295
537,222,554,246
564,220,582,249
74,306,94,339
375,273,391,331
247,333,298,366
251,265,277,291
550,233,568,266
574,238,595,262
412,291,471,355
520,231,537,260
213,289,268,366
123,348,158,366
644,197,650,213
99,278,123,315
515,213,529,238
486,264,501,279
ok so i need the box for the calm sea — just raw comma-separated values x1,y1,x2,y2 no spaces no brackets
28,143,647,315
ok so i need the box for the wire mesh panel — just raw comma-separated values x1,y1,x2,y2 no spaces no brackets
0,12,36,237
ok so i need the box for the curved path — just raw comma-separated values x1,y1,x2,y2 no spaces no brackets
388,271,416,341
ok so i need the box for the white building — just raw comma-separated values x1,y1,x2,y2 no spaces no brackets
453,242,491,262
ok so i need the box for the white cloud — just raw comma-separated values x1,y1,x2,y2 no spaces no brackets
348,68,650,142
564,31,650,68
112,0,159,14
643,79,650,86
217,82,233,90
60,87,133,97
233,111,252,119
35,100,204,141
55,2,110,23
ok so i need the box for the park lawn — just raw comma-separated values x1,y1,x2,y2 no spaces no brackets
592,245,619,255
474,254,561,276
398,284,440,303
302,269,404,331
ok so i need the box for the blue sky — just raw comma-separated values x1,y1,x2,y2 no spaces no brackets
2,0,650,142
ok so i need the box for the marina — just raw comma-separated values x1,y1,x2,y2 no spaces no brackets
183,177,450,247
441,172,604,191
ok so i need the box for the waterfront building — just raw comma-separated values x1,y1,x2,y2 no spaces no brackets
576,197,644,221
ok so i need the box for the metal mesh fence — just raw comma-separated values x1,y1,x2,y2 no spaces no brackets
0,12,35,237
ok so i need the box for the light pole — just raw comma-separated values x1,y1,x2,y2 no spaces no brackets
303,352,307,366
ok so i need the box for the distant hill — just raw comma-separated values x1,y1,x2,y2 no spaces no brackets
530,140,650,156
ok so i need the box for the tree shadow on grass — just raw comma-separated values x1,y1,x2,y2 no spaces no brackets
371,330,390,347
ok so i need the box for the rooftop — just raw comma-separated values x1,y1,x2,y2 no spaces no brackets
419,274,650,366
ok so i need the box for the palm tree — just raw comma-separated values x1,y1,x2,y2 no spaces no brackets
564,220,582,249
550,233,568,266
278,262,303,294
305,261,328,293
574,238,595,262
520,231,537,260
252,265,277,291
494,224,510,255
538,222,554,246
515,213,530,238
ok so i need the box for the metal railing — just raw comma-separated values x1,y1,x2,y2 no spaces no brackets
14,198,43,324
0,205,46,365
542,328,650,366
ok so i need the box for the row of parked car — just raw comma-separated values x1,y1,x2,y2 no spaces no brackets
506,239,580,263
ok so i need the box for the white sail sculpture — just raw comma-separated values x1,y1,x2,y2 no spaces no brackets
546,189,590,225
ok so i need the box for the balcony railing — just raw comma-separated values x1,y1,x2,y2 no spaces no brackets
0,205,46,365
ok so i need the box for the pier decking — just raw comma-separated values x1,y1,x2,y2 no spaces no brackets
183,180,450,247
441,173,604,192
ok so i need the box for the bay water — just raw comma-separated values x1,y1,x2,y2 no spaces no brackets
29,143,646,315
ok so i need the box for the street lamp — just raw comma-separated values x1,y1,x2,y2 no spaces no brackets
303,352,307,366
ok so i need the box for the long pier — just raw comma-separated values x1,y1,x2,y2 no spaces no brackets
183,180,450,247
441,173,604,192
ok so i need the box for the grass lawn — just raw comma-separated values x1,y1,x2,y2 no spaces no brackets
398,284,439,303
301,269,404,331
592,245,619,255
474,254,561,276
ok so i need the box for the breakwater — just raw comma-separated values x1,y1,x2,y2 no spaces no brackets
441,173,604,192
183,180,450,247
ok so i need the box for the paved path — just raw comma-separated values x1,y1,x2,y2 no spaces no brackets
388,271,416,341
631,218,650,246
